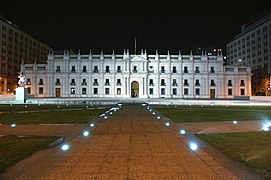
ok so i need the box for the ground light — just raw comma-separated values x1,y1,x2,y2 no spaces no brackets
90,123,95,127
10,123,16,128
104,116,108,119
82,130,90,137
61,144,69,151
232,120,238,125
157,116,161,120
165,122,170,126
263,127,269,131
152,112,155,115
189,142,198,151
180,129,186,135
261,121,271,131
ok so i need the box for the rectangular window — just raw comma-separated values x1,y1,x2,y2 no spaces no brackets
82,88,87,94
27,87,31,94
210,67,215,73
184,79,189,86
117,88,121,95
93,88,98,94
26,78,31,85
184,66,188,73
105,88,109,95
82,66,87,72
71,66,76,73
149,88,153,95
195,67,200,73
105,79,110,86
117,66,122,73
172,66,177,73
240,89,245,95
149,79,154,86
228,89,232,96
56,66,61,72
117,79,121,85
39,79,43,85
70,79,75,85
195,88,200,95
93,79,98,86
172,88,177,95
161,88,165,95
184,88,188,95
82,79,87,86
195,79,200,86
94,66,98,73
39,87,43,94
161,66,165,73
71,88,75,94
172,79,177,86
133,66,137,73
105,66,110,72
210,80,215,86
161,79,166,86
240,80,245,86
56,78,61,85
228,80,232,86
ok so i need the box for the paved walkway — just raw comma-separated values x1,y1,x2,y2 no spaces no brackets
0,103,264,179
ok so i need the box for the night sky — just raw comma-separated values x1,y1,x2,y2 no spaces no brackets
1,1,271,55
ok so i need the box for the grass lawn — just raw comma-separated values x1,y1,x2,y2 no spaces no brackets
196,132,271,179
0,136,59,173
0,105,110,124
154,105,271,122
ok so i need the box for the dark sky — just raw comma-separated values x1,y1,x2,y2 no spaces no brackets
1,0,271,54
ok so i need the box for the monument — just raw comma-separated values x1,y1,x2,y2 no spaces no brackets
16,72,27,103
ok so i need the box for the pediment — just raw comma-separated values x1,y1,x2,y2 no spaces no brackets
129,55,148,62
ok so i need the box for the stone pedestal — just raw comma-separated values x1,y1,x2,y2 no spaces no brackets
16,87,27,103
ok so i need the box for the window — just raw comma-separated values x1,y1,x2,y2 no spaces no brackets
70,79,75,85
210,67,215,73
240,80,245,86
55,79,60,85
71,66,76,73
93,66,99,73
184,79,189,86
93,79,98,86
149,88,153,95
210,80,216,86
82,66,87,72
149,66,154,73
71,88,75,94
117,88,121,95
117,79,121,85
161,66,165,73
172,88,177,95
39,79,43,85
161,88,165,95
195,67,200,73
184,88,188,95
228,80,232,86
172,79,178,86
195,79,200,86
149,79,154,86
228,89,232,96
82,79,87,86
39,87,43,94
105,88,109,95
105,66,110,72
105,79,110,86
82,88,87,94
133,66,137,73
240,89,245,95
93,88,98,94
172,66,177,73
161,79,166,86
117,66,122,73
56,66,61,72
184,66,188,73
195,88,200,95
27,87,31,94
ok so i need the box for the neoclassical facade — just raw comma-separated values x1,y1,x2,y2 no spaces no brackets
20,50,252,99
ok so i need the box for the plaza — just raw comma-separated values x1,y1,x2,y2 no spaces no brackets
0,101,266,179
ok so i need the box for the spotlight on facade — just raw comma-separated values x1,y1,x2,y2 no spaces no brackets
90,123,95,127
180,129,186,135
189,142,198,151
86,106,89,108
165,122,170,126
263,126,269,131
61,144,69,151
104,116,108,119
142,103,146,106
57,106,60,108
157,116,161,120
10,104,12,106
232,120,238,125
24,105,27,108
261,121,271,131
66,104,69,106
83,130,90,137
11,123,16,128
110,112,113,115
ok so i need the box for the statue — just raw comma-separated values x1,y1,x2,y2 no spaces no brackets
18,72,26,87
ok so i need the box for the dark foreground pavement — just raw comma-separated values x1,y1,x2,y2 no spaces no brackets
0,103,264,179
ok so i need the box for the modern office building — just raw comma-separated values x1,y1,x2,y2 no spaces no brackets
20,50,252,99
226,10,271,95
0,16,52,94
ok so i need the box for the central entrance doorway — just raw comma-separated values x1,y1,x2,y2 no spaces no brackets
131,81,139,98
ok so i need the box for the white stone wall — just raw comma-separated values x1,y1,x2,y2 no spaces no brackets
21,51,252,99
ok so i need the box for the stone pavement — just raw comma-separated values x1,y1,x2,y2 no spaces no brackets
0,103,264,180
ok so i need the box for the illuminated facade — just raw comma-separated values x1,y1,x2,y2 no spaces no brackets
0,16,51,94
21,50,252,98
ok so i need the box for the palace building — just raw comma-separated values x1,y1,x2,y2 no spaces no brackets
20,49,252,99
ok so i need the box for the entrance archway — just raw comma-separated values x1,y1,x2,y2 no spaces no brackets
131,81,139,98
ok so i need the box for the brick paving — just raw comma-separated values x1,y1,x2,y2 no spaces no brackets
0,103,264,179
